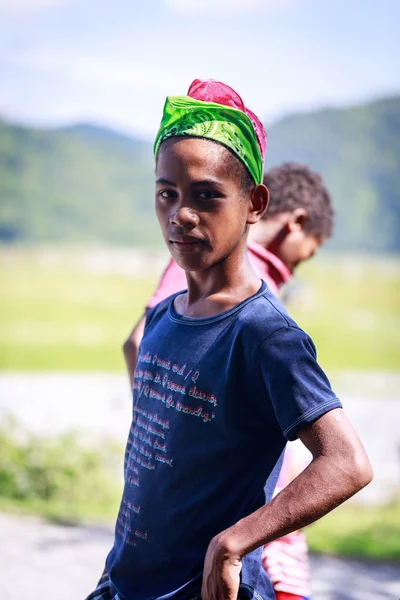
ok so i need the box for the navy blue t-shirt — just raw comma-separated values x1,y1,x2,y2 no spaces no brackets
106,281,341,600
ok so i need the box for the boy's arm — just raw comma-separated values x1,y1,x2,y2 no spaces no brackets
123,258,187,386
123,312,147,387
201,407,373,600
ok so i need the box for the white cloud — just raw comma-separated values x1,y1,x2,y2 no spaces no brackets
164,0,298,14
17,49,187,93
0,0,70,16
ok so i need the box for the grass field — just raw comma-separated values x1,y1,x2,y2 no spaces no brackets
0,247,399,372
306,496,400,560
0,248,157,371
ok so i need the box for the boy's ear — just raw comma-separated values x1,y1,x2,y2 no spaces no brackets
247,185,269,224
288,207,308,232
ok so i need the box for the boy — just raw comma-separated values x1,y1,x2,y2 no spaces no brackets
123,162,333,385
87,79,372,600
123,162,334,600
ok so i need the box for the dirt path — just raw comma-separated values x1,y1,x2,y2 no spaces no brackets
0,513,399,600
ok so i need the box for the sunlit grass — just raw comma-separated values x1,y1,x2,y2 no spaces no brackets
0,417,122,524
0,248,399,371
283,255,400,371
307,496,400,560
0,250,157,371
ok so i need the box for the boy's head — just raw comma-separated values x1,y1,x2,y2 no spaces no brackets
154,79,269,272
250,163,334,272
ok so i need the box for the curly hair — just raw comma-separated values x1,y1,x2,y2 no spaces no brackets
263,163,334,239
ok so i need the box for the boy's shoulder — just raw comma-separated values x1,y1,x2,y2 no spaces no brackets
236,284,304,344
145,291,179,328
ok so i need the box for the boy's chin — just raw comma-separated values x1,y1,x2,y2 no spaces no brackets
169,250,211,273
167,245,210,272
172,256,206,272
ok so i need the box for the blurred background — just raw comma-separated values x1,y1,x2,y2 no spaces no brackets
0,1,399,599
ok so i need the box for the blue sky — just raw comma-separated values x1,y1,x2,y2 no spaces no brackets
0,0,399,139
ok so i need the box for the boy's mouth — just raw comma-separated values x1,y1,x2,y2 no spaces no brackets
169,236,205,250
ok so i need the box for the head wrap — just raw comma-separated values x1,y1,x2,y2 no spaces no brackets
154,79,266,185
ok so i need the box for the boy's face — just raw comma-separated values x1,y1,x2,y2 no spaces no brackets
278,229,321,273
155,137,256,272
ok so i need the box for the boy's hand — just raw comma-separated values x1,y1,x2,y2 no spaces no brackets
201,533,242,600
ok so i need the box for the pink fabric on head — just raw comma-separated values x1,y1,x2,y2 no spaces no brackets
187,79,267,162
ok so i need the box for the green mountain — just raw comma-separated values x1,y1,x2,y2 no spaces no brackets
1,96,399,251
0,121,158,247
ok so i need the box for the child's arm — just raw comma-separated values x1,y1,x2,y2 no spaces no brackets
201,407,373,600
123,258,186,386
123,312,147,386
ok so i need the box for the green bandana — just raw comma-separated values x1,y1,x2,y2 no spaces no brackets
153,95,263,185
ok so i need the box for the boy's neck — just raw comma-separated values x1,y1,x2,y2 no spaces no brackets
249,216,288,254
174,245,261,319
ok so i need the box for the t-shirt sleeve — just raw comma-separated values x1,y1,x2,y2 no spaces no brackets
146,258,187,309
256,326,342,441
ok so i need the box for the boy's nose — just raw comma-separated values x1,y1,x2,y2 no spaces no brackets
170,206,199,228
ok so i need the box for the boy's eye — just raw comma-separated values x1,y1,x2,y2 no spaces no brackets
197,191,217,200
159,190,176,199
